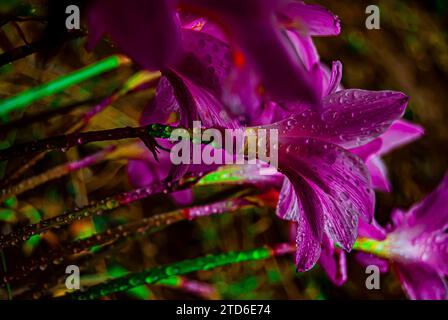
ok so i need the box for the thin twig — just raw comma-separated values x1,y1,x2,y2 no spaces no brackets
0,54,130,117
0,146,115,202
0,175,199,250
0,31,84,67
3,199,254,284
0,72,158,185
0,123,175,162
65,243,296,300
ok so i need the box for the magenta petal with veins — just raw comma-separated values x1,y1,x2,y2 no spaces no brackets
265,90,408,149
87,0,181,70
355,175,448,300
180,0,322,106
319,235,348,286
263,87,409,271
275,138,373,270
351,120,424,192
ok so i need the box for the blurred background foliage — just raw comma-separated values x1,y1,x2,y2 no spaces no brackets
0,0,447,299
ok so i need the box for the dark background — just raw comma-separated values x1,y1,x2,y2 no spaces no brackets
0,0,447,300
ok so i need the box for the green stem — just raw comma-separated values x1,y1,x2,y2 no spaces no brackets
0,55,130,118
66,243,295,300
4,199,254,283
352,237,389,259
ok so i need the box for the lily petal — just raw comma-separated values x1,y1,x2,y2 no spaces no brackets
87,0,181,70
358,218,387,241
174,29,232,100
141,77,182,126
351,139,383,162
277,1,341,36
165,71,239,128
277,178,300,221
321,90,409,148
366,157,391,192
350,120,423,192
415,232,448,274
378,119,424,156
271,90,409,149
394,262,448,300
278,138,374,249
127,146,193,205
325,61,343,96
319,235,348,285
291,174,324,271
127,155,168,188
406,174,448,234
180,0,321,106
